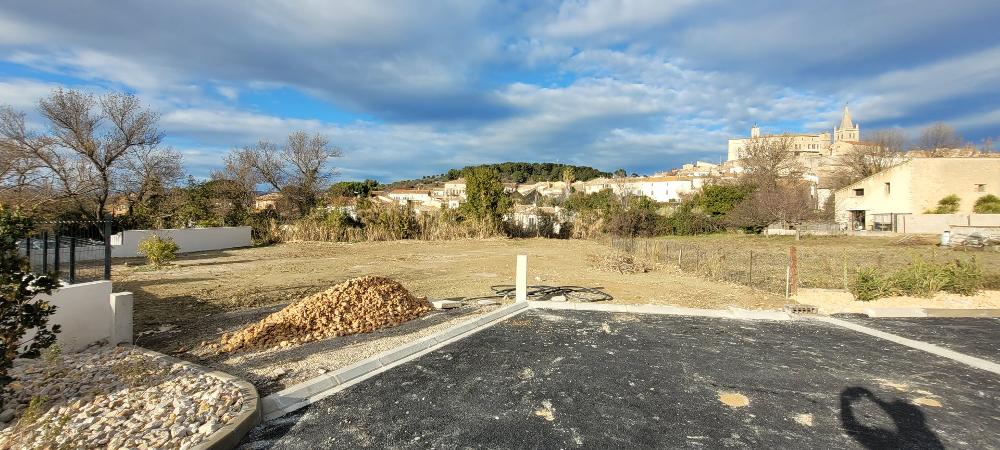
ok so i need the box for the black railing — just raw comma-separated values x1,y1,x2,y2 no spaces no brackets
21,217,113,284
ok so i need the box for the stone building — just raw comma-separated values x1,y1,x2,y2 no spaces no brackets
834,158,1000,230
727,105,864,162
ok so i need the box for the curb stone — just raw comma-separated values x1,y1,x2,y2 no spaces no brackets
125,345,261,450
261,302,529,421
526,301,792,321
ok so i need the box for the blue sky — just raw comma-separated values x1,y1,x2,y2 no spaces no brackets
2,0,1000,182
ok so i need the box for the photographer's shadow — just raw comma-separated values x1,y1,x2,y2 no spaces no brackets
840,386,944,449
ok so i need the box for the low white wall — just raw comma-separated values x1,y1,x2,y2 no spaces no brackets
111,226,252,258
29,281,133,352
900,214,1000,234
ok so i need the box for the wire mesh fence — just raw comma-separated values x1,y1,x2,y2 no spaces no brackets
618,235,1000,297
19,219,113,284
630,238,793,295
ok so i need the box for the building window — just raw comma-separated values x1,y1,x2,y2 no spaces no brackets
854,188,864,196
976,184,986,192
884,183,891,194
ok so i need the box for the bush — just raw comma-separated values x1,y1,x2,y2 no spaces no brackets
889,259,949,297
0,206,61,391
849,266,890,302
849,258,983,301
942,258,984,295
929,194,961,214
973,194,1000,213
137,234,180,267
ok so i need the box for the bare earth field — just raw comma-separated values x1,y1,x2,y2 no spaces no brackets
117,239,781,342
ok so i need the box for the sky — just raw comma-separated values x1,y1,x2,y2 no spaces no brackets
2,0,1000,182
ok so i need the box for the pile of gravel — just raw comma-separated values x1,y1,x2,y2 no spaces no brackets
217,276,432,352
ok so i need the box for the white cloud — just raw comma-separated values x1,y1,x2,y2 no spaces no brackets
544,0,701,39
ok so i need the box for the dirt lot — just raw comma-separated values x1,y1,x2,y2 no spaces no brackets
116,238,782,348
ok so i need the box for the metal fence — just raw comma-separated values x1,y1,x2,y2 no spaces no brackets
20,218,113,284
628,238,795,295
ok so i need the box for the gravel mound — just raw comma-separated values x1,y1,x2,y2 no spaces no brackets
218,276,432,352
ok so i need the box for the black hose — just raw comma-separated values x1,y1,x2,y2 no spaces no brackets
466,284,612,303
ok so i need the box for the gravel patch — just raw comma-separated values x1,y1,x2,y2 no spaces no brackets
0,346,248,450
189,303,504,396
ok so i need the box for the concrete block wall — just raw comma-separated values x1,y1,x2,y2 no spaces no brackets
111,226,252,258
28,280,133,352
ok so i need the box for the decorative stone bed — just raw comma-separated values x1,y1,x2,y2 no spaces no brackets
0,345,257,450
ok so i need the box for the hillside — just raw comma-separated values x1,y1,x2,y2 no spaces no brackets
386,162,611,189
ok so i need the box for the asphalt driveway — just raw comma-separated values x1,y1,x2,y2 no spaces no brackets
241,309,1000,449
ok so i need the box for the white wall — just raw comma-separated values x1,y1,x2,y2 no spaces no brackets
111,226,252,258
900,214,1000,234
28,281,133,352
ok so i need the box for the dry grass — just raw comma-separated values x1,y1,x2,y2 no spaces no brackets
636,234,1000,294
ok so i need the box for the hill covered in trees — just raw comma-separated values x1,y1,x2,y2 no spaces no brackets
386,162,612,189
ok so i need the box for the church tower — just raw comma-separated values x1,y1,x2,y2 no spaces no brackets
834,104,859,142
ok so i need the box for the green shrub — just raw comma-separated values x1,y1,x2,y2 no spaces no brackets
0,206,61,392
929,194,961,214
973,194,1000,213
849,266,891,302
137,234,180,267
942,258,984,295
850,258,983,301
889,259,949,297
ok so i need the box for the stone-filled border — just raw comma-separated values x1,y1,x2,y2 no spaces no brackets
125,346,261,450
261,302,530,421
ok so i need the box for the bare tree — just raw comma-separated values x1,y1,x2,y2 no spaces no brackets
832,129,906,187
118,146,183,216
0,89,168,220
725,180,816,239
915,122,963,151
225,131,342,217
738,136,803,188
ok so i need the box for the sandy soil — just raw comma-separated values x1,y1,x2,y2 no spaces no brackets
796,288,1000,314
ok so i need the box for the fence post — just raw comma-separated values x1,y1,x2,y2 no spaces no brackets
53,232,61,279
515,255,528,303
69,236,77,284
788,245,799,297
677,247,682,268
42,231,49,272
748,250,753,286
103,215,112,280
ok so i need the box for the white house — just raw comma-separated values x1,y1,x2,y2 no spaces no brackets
583,176,703,203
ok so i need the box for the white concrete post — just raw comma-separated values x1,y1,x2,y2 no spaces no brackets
110,291,134,345
515,255,528,303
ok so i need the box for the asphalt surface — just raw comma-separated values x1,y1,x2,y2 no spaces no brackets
836,316,1000,363
241,310,1000,449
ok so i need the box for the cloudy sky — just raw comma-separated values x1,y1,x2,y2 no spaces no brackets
2,1,999,181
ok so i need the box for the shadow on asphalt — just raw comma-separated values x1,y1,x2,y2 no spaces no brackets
840,386,944,450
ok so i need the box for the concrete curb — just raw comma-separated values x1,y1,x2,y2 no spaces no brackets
260,302,529,421
125,345,261,450
527,301,792,321
848,308,1000,318
812,316,1000,375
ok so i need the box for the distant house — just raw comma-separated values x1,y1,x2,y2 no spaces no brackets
387,189,433,205
834,158,1000,230
583,176,703,203
444,179,467,198
254,192,283,211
